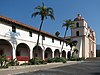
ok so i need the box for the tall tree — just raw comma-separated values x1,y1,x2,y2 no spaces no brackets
67,39,78,59
68,40,77,51
61,19,74,56
31,2,55,59
55,31,60,37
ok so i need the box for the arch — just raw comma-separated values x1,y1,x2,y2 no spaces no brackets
44,47,52,59
67,51,71,59
33,46,43,60
76,31,79,36
54,49,60,58
72,49,79,58
62,50,66,58
0,39,12,60
16,43,30,61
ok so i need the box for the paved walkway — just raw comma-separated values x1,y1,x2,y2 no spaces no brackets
0,61,80,75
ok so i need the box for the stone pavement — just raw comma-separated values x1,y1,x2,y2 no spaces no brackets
0,61,80,75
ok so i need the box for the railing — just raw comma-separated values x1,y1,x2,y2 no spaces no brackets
16,56,30,61
7,56,13,60
6,56,30,61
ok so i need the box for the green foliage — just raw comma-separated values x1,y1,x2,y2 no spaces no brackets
20,63,29,66
68,57,85,61
29,58,47,65
0,55,8,68
8,58,19,66
32,2,55,21
55,31,60,37
47,57,67,63
47,58,55,63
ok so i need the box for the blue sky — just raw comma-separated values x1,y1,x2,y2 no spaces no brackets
0,0,100,44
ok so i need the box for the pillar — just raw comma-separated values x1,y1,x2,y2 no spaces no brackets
30,49,33,59
12,45,16,59
42,50,45,60
52,51,54,58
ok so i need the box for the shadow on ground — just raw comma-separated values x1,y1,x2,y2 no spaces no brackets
91,72,100,75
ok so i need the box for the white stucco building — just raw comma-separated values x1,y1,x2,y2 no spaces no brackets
0,16,70,63
0,14,96,63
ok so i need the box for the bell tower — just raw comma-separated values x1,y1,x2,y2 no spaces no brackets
71,14,96,58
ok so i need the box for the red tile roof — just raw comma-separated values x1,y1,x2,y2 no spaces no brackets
0,15,66,41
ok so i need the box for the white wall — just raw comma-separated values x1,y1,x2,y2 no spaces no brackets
0,22,70,59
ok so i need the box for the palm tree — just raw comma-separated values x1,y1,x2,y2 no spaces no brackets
68,40,77,58
61,19,74,56
31,2,55,59
68,40,77,51
55,31,60,37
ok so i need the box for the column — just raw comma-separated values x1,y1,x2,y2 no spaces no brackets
52,51,54,58
30,49,33,59
12,45,16,59
42,50,45,60
60,52,62,58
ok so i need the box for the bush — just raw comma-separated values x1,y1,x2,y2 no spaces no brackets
60,57,67,63
47,57,67,63
8,58,19,66
47,58,55,63
68,57,85,61
29,58,47,65
20,63,29,66
0,55,9,68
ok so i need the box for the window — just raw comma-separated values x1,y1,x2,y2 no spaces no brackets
76,31,79,36
12,26,16,33
29,31,32,37
60,41,61,45
0,50,3,56
52,38,54,43
76,22,79,27
66,43,68,46
16,50,20,56
45,52,48,58
42,35,45,40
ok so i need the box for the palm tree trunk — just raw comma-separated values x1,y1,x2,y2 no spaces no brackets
61,28,67,57
36,20,44,46
34,19,44,61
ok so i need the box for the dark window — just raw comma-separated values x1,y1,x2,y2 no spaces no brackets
52,38,54,43
66,43,68,46
0,50,3,56
29,31,32,37
42,35,45,40
35,53,37,57
12,26,16,33
60,41,61,45
76,22,79,27
16,50,20,56
76,31,79,36
45,53,48,58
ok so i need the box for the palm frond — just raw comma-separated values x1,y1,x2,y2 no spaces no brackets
48,14,55,20
31,12,40,18
47,7,54,12
34,6,41,10
42,2,44,7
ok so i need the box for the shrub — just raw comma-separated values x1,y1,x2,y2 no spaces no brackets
68,57,85,61
60,57,67,63
0,55,9,68
47,57,67,63
20,63,29,66
8,58,19,66
47,58,55,63
28,58,47,65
